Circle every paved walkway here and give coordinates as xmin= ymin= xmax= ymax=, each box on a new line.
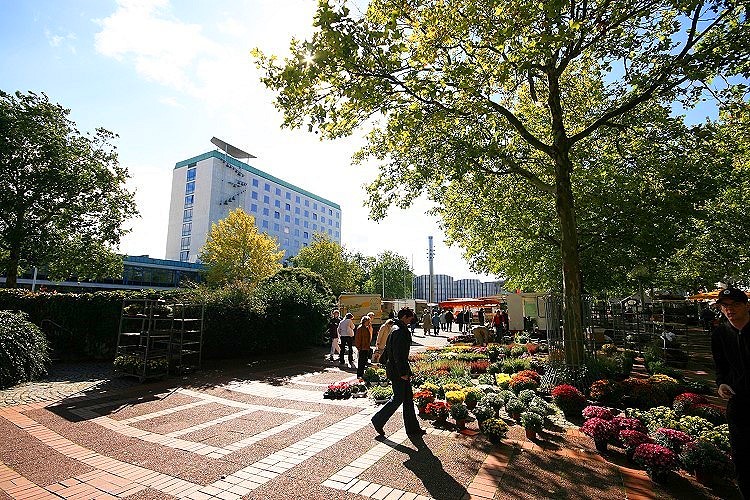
xmin=0 ymin=330 xmax=739 ymax=499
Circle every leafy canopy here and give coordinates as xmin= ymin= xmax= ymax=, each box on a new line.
xmin=290 ymin=232 xmax=359 ymax=295
xmin=199 ymin=208 xmax=283 ymax=286
xmin=0 ymin=90 xmax=138 ymax=287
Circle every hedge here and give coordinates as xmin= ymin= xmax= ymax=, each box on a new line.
xmin=0 ymin=269 xmax=334 ymax=361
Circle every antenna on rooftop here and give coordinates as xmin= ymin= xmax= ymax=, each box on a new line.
xmin=210 ymin=137 xmax=256 ymax=160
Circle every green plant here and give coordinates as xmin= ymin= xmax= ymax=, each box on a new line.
xmin=472 ymin=404 xmax=496 ymax=422
xmin=463 ymin=387 xmax=483 ymax=405
xmin=600 ymin=344 xmax=618 ymax=356
xmin=0 ymin=310 xmax=50 ymax=388
xmin=505 ymin=398 xmax=527 ymax=416
xmin=369 ymin=385 xmax=393 ymax=401
xmin=643 ymin=407 xmax=680 ymax=433
xmin=477 ymin=373 xmax=496 ymax=385
xmin=450 ymin=402 xmax=470 ymax=420
xmin=520 ymin=411 xmax=544 ymax=431
xmin=510 ymin=345 xmax=526 ymax=358
xmin=501 ymin=357 xmax=531 ymax=374
xmin=679 ymin=441 xmax=731 ymax=475
xmin=480 ymin=393 xmax=505 ymax=410
xmin=420 ymin=381 xmax=440 ymax=394
xmin=495 ymin=373 xmax=511 ymax=388
xmin=528 ymin=397 xmax=555 ymax=417
xmin=589 ymin=379 xmax=623 ymax=406
xmin=678 ymin=415 xmax=714 ymax=439
xmin=363 ymin=367 xmax=386 ymax=384
xmin=699 ymin=427 xmax=731 ymax=454
xmin=480 ymin=418 xmax=509 ymax=443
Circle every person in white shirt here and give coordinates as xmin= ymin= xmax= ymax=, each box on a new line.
xmin=337 ymin=312 xmax=355 ymax=365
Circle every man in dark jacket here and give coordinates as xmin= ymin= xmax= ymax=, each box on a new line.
xmin=371 ymin=308 xmax=425 ymax=437
xmin=712 ymin=287 xmax=750 ymax=499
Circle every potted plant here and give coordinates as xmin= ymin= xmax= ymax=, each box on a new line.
xmin=413 ymin=390 xmax=436 ymax=415
xmin=672 ymin=392 xmax=708 ymax=415
xmin=505 ymin=398 xmax=527 ymax=421
xmin=450 ymin=402 xmax=471 ymax=430
xmin=324 ymin=382 xmax=352 ymax=400
xmin=588 ymin=379 xmax=623 ymax=406
xmin=580 ymin=417 xmax=618 ymax=453
xmin=582 ymin=405 xmax=614 ymax=421
xmin=425 ymin=401 xmax=450 ymax=424
xmin=480 ymin=417 xmax=509 ymax=444
xmin=653 ymin=428 xmax=693 ymax=454
xmin=445 ymin=390 xmax=466 ymax=406
xmin=619 ymin=430 xmax=653 ymax=462
xmin=551 ymin=384 xmax=587 ymax=418
xmin=369 ymin=385 xmax=393 ymax=403
xmin=633 ymin=443 xmax=678 ymax=483
xmin=679 ymin=440 xmax=731 ymax=485
xmin=463 ymin=387 xmax=483 ymax=410
xmin=494 ymin=373 xmax=511 ymax=388
xmin=520 ymin=411 xmax=544 ymax=439
xmin=472 ymin=403 xmax=496 ymax=423
xmin=509 ymin=375 xmax=539 ymax=394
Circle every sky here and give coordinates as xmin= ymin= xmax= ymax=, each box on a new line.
xmin=0 ymin=0 xmax=497 ymax=281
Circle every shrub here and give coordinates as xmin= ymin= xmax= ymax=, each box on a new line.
xmin=0 ymin=310 xmax=50 ymax=388
xmin=619 ymin=430 xmax=653 ymax=454
xmin=582 ymin=406 xmax=614 ymax=421
xmin=477 ymin=373 xmax=496 ymax=385
xmin=520 ymin=411 xmax=544 ymax=431
xmin=472 ymin=404 xmax=496 ymax=422
xmin=463 ymin=387 xmax=483 ymax=405
xmin=528 ymin=397 xmax=555 ymax=417
xmin=678 ymin=415 xmax=714 ymax=439
xmin=450 ymin=402 xmax=470 ymax=420
xmin=480 ymin=392 xmax=505 ymax=410
xmin=470 ymin=360 xmax=490 ymax=373
xmin=672 ymin=393 xmax=708 ymax=415
xmin=495 ymin=373 xmax=512 ymax=388
xmin=425 ymin=401 xmax=450 ymax=420
xmin=510 ymin=345 xmax=527 ymax=358
xmin=580 ymin=417 xmax=618 ymax=443
xmin=699 ymin=427 xmax=731 ymax=454
xmin=363 ymin=367 xmax=387 ymax=384
xmin=589 ymin=379 xmax=623 ymax=406
xmin=505 ymin=398 xmax=527 ymax=416
xmin=498 ymin=390 xmax=516 ymax=405
xmin=501 ymin=357 xmax=531 ymax=374
xmin=413 ymin=390 xmax=436 ymax=409
xmin=509 ymin=376 xmax=539 ymax=394
xmin=517 ymin=389 xmax=537 ymax=405
xmin=653 ymin=428 xmax=694 ymax=454
xmin=643 ymin=406 xmax=679 ymax=433
xmin=552 ymin=384 xmax=586 ymax=415
xmin=679 ymin=441 xmax=731 ymax=475
xmin=612 ymin=417 xmax=648 ymax=434
xmin=445 ymin=390 xmax=466 ymax=405
xmin=480 ymin=418 xmax=509 ymax=443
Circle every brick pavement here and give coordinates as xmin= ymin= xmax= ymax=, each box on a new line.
xmin=0 ymin=337 xmax=738 ymax=499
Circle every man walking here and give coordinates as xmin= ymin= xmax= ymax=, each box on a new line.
xmin=371 ymin=308 xmax=425 ymax=438
xmin=712 ymin=287 xmax=749 ymax=499
xmin=337 ymin=312 xmax=355 ymax=365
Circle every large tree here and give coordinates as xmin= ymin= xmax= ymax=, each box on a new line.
xmin=199 ymin=208 xmax=283 ymax=286
xmin=364 ymin=250 xmax=414 ymax=299
xmin=255 ymin=0 xmax=749 ymax=363
xmin=290 ymin=232 xmax=361 ymax=295
xmin=0 ymin=90 xmax=138 ymax=288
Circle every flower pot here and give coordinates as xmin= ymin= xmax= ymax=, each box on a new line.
xmin=525 ymin=428 xmax=536 ymax=440
xmin=418 ymin=406 xmax=428 ymax=417
xmin=647 ymin=468 xmax=670 ymax=484
xmin=694 ymin=469 xmax=712 ymax=486
xmin=434 ymin=416 xmax=448 ymax=426
xmin=466 ymin=400 xmax=477 ymax=411
xmin=594 ymin=440 xmax=608 ymax=454
xmin=510 ymin=412 xmax=521 ymax=421
xmin=626 ymin=448 xmax=635 ymax=463
xmin=455 ymin=419 xmax=467 ymax=430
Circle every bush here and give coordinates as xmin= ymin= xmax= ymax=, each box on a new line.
xmin=369 ymin=385 xmax=393 ymax=400
xmin=480 ymin=418 xmax=509 ymax=443
xmin=495 ymin=373 xmax=512 ymax=388
xmin=505 ymin=398 xmax=527 ymax=416
xmin=589 ymin=379 xmax=623 ymax=406
xmin=680 ymin=441 xmax=731 ymax=475
xmin=0 ymin=310 xmax=50 ymax=388
xmin=472 ymin=404 xmax=496 ymax=422
xmin=551 ymin=384 xmax=587 ymax=416
xmin=480 ymin=392 xmax=505 ymax=410
xmin=510 ymin=345 xmax=527 ymax=358
xmin=517 ymin=389 xmax=537 ymax=405
xmin=582 ymin=406 xmax=614 ymax=420
xmin=653 ymin=428 xmax=693 ymax=454
xmin=520 ymin=411 xmax=544 ymax=431
xmin=509 ymin=375 xmax=539 ymax=394
xmin=450 ymin=402 xmax=470 ymax=420
xmin=672 ymin=393 xmax=708 ymax=415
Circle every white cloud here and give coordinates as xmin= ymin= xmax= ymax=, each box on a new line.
xmin=45 ymin=29 xmax=77 ymax=52
xmin=158 ymin=96 xmax=182 ymax=108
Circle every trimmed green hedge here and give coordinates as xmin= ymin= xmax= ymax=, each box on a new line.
xmin=0 ymin=310 xmax=50 ymax=388
xmin=0 ymin=269 xmax=333 ymax=361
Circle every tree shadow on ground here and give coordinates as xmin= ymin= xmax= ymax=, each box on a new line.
xmin=376 ymin=435 xmax=468 ymax=500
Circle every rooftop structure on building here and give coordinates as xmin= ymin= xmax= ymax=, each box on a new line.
xmin=166 ymin=139 xmax=342 ymax=263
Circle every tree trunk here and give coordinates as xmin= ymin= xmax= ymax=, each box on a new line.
xmin=5 ymin=247 xmax=20 ymax=288
xmin=554 ymin=164 xmax=585 ymax=365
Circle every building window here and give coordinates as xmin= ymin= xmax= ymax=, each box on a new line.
xmin=336 ymin=212 xmax=340 ymax=219
xmin=263 ymin=195 xmax=269 ymax=204
xmin=304 ymin=210 xmax=309 ymax=217
xmin=185 ymin=181 xmax=195 ymax=195
xmin=329 ymin=219 xmax=333 ymax=226
xmin=252 ymin=179 xmax=258 ymax=187
xmin=179 ymin=251 xmax=189 ymax=261
xmin=285 ymin=192 xmax=291 ymax=200
xmin=328 ymin=229 xmax=333 ymax=236
xmin=262 ymin=220 xmax=269 ymax=228
xmin=304 ymin=200 xmax=309 ymax=207
xmin=313 ymin=223 xmax=318 ymax=231
xmin=335 ymin=222 xmax=339 ymax=228
xmin=181 ymin=237 xmax=190 ymax=250
xmin=312 ymin=213 xmax=317 ymax=221
xmin=274 ymin=200 xmax=280 ymax=208
xmin=296 ymin=196 xmax=300 ymax=203
xmin=251 ymin=191 xmax=258 ymax=200
xmin=284 ymin=215 xmax=290 ymax=223
xmin=283 ymin=227 xmax=290 ymax=234
xmin=295 ymin=207 xmax=300 ymax=214
xmin=251 ymin=203 xmax=258 ymax=212
xmin=275 ymin=187 xmax=281 ymax=196
xmin=274 ymin=211 xmax=280 ymax=219
xmin=263 ymin=207 xmax=269 ymax=216
xmin=284 ymin=237 xmax=289 ymax=245
xmin=184 ymin=195 xmax=194 ymax=206
xmin=183 ymin=208 xmax=193 ymax=222
xmin=313 ymin=202 xmax=318 ymax=210
xmin=295 ymin=240 xmax=300 ymax=247
xmin=335 ymin=231 xmax=339 ymax=238
xmin=303 ymin=231 xmax=309 ymax=239
xmin=273 ymin=223 xmax=280 ymax=231
xmin=264 ymin=183 xmax=270 ymax=192
xmin=294 ymin=229 xmax=300 ymax=236
xmin=182 ymin=223 xmax=192 ymax=236
xmin=285 ymin=203 xmax=291 ymax=211
xmin=186 ymin=168 xmax=196 ymax=181
xmin=329 ymin=209 xmax=333 ymax=215
xmin=321 ymin=216 xmax=325 ymax=223
xmin=294 ymin=217 xmax=300 ymax=225
xmin=304 ymin=221 xmax=309 ymax=228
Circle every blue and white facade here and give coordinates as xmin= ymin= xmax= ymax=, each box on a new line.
xmin=166 ymin=150 xmax=342 ymax=263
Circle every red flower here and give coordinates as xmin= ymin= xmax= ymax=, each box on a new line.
xmin=582 ymin=405 xmax=614 ymax=420
xmin=581 ymin=417 xmax=618 ymax=442
xmin=633 ymin=443 xmax=677 ymax=471
xmin=514 ymin=370 xmax=541 ymax=382
xmin=653 ymin=428 xmax=693 ymax=454
xmin=552 ymin=384 xmax=586 ymax=412
xmin=612 ymin=417 xmax=647 ymax=434
xmin=672 ymin=392 xmax=708 ymax=414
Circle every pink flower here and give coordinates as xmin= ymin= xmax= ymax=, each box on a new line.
xmin=619 ymin=430 xmax=653 ymax=451
xmin=633 ymin=443 xmax=677 ymax=471
xmin=581 ymin=417 xmax=618 ymax=443
xmin=582 ymin=405 xmax=614 ymax=420
xmin=612 ymin=417 xmax=647 ymax=434
xmin=653 ymin=428 xmax=693 ymax=454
